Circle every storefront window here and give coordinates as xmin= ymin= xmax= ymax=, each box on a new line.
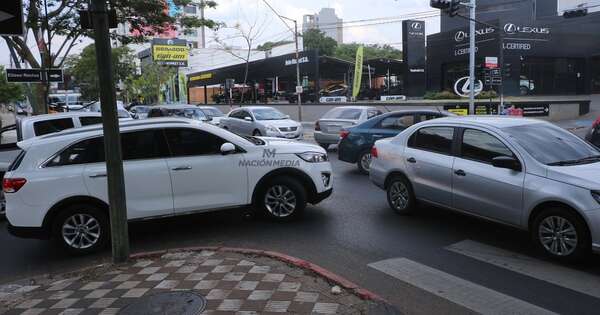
xmin=520 ymin=57 xmax=585 ymax=95
xmin=592 ymin=56 xmax=600 ymax=94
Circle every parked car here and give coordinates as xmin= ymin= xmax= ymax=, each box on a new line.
xmin=4 ymin=118 xmax=333 ymax=254
xmin=197 ymin=106 xmax=225 ymax=126
xmin=520 ymin=76 xmax=536 ymax=95
xmin=314 ymin=106 xmax=383 ymax=150
xmin=147 ymin=104 xmax=211 ymax=123
xmin=220 ymin=106 xmax=303 ymax=139
xmin=338 ymin=110 xmax=454 ymax=174
xmin=370 ymin=116 xmax=600 ymax=262
xmin=130 ymin=105 xmax=151 ymax=119
xmin=585 ymin=116 xmax=600 ymax=148
xmin=85 ymin=101 xmax=134 ymax=119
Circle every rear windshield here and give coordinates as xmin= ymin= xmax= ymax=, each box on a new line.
xmin=323 ymin=108 xmax=362 ymax=120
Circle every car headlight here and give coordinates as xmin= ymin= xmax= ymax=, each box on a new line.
xmin=592 ymin=191 xmax=600 ymax=204
xmin=296 ymin=152 xmax=328 ymax=163
xmin=265 ymin=125 xmax=279 ymax=133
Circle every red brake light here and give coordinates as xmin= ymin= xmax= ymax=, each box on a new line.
xmin=371 ymin=146 xmax=378 ymax=158
xmin=315 ymin=121 xmax=321 ymax=131
xmin=594 ymin=117 xmax=600 ymax=129
xmin=340 ymin=130 xmax=350 ymax=139
xmin=3 ymin=178 xmax=27 ymax=193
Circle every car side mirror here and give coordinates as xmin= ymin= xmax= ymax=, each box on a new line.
xmin=492 ymin=156 xmax=521 ymax=171
xmin=220 ymin=142 xmax=236 ymax=155
xmin=244 ymin=116 xmax=253 ymax=122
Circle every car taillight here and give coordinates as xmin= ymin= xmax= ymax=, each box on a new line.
xmin=3 ymin=178 xmax=27 ymax=193
xmin=315 ymin=121 xmax=321 ymax=131
xmin=340 ymin=130 xmax=350 ymax=139
xmin=593 ymin=118 xmax=600 ymax=129
xmin=371 ymin=146 xmax=378 ymax=158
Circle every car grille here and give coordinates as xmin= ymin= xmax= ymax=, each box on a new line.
xmin=279 ymin=127 xmax=298 ymax=132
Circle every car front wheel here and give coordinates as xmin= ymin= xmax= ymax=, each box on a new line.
xmin=357 ymin=150 xmax=372 ymax=174
xmin=386 ymin=175 xmax=415 ymax=215
xmin=532 ymin=207 xmax=590 ymax=262
xmin=258 ymin=177 xmax=306 ymax=221
xmin=53 ymin=204 xmax=109 ymax=255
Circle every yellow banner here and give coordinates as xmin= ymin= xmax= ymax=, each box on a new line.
xmin=190 ymin=73 xmax=213 ymax=81
xmin=352 ymin=45 xmax=364 ymax=98
xmin=152 ymin=45 xmax=189 ymax=62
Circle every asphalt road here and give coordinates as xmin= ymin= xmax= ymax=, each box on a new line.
xmin=2 ymin=150 xmax=600 ymax=314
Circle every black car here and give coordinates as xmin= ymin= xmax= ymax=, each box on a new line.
xmin=338 ymin=110 xmax=454 ymax=174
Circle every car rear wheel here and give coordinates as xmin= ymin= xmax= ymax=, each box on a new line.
xmin=386 ymin=175 xmax=415 ymax=215
xmin=257 ymin=177 xmax=306 ymax=221
xmin=357 ymin=150 xmax=372 ymax=174
xmin=53 ymin=204 xmax=109 ymax=255
xmin=532 ymin=207 xmax=590 ymax=262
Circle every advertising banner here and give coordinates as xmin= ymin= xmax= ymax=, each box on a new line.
xmin=152 ymin=38 xmax=189 ymax=67
xmin=352 ymin=45 xmax=364 ymax=98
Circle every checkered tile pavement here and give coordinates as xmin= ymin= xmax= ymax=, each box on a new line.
xmin=1 ymin=250 xmax=369 ymax=314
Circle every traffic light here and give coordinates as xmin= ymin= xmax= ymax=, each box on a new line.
xmin=503 ymin=63 xmax=512 ymax=78
xmin=430 ymin=0 xmax=451 ymax=10
xmin=447 ymin=0 xmax=461 ymax=17
xmin=563 ymin=8 xmax=588 ymax=18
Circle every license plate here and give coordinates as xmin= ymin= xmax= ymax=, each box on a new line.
xmin=285 ymin=133 xmax=296 ymax=138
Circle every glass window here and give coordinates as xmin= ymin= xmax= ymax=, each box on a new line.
xmin=201 ymin=107 xmax=224 ymax=118
xmin=79 ymin=117 xmax=103 ymax=126
xmin=184 ymin=5 xmax=197 ymax=14
xmin=409 ymin=127 xmax=454 ymax=155
xmin=417 ymin=113 xmax=442 ymax=122
xmin=323 ymin=108 xmax=362 ymax=120
xmin=367 ymin=110 xmax=381 ymax=119
xmin=164 ymin=128 xmax=226 ymax=157
xmin=378 ymin=114 xmax=415 ymax=130
xmin=252 ymin=108 xmax=286 ymax=120
xmin=33 ymin=118 xmax=75 ymax=136
xmin=502 ymin=124 xmax=600 ymax=165
xmin=46 ymin=137 xmax=104 ymax=167
xmin=229 ymin=110 xmax=244 ymax=119
xmin=461 ymin=129 xmax=514 ymax=164
xmin=121 ymin=130 xmax=169 ymax=160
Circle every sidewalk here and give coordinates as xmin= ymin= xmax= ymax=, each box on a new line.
xmin=0 ymin=248 xmax=396 ymax=315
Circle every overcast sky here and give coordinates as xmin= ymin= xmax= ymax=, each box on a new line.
xmin=0 ymin=0 xmax=597 ymax=67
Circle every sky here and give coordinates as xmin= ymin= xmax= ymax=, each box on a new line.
xmin=0 ymin=0 xmax=597 ymax=67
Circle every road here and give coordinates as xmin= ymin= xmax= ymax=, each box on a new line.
xmin=2 ymin=150 xmax=600 ymax=314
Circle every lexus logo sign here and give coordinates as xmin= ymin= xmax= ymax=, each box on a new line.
xmin=455 ymin=31 xmax=467 ymax=42
xmin=504 ymin=23 xmax=518 ymax=34
xmin=503 ymin=23 xmax=550 ymax=35
xmin=411 ymin=22 xmax=422 ymax=30
xmin=454 ymin=77 xmax=483 ymax=98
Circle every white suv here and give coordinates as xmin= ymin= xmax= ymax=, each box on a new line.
xmin=4 ymin=118 xmax=333 ymax=254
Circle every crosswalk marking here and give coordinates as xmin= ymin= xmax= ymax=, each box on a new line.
xmin=369 ymin=258 xmax=556 ymax=315
xmin=447 ymin=239 xmax=600 ymax=299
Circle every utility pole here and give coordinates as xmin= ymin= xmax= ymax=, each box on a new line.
xmin=468 ymin=0 xmax=476 ymax=114
xmin=89 ymin=0 xmax=130 ymax=263
xmin=293 ymin=20 xmax=302 ymax=122
xmin=200 ymin=0 xmax=206 ymax=48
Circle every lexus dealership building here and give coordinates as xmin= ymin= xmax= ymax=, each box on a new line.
xmin=427 ymin=0 xmax=600 ymax=96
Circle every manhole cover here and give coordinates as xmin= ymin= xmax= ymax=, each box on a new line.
xmin=119 ymin=291 xmax=206 ymax=315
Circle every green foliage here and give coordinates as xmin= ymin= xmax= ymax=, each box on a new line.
xmin=125 ymin=63 xmax=177 ymax=104
xmin=0 ymin=66 xmax=25 ymax=104
xmin=423 ymin=90 xmax=461 ymax=100
xmin=302 ymin=29 xmax=338 ymax=56
xmin=257 ymin=40 xmax=294 ymax=51
xmin=65 ymin=44 xmax=135 ymax=100
xmin=334 ymin=43 xmax=402 ymax=62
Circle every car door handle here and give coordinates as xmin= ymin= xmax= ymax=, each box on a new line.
xmin=407 ymin=157 xmax=416 ymax=163
xmin=172 ymin=166 xmax=192 ymax=171
xmin=454 ymin=169 xmax=466 ymax=176
xmin=89 ymin=173 xmax=107 ymax=178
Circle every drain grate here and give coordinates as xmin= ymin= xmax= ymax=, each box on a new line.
xmin=118 ymin=291 xmax=206 ymax=315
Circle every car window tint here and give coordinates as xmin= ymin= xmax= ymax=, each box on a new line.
xmin=164 ymin=128 xmax=226 ymax=156
xmin=323 ymin=108 xmax=362 ymax=120
xmin=418 ymin=114 xmax=441 ymax=122
xmin=121 ymin=130 xmax=169 ymax=160
xmin=367 ymin=110 xmax=380 ymax=119
xmin=230 ymin=110 xmax=243 ymax=119
xmin=461 ymin=129 xmax=514 ymax=164
xmin=409 ymin=127 xmax=454 ymax=155
xmin=379 ymin=115 xmax=415 ymax=130
xmin=79 ymin=117 xmax=103 ymax=126
xmin=46 ymin=137 xmax=104 ymax=167
xmin=33 ymin=118 xmax=75 ymax=136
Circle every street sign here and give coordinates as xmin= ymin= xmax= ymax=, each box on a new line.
xmin=295 ymin=86 xmax=303 ymax=94
xmin=517 ymin=104 xmax=550 ymax=117
xmin=0 ymin=1 xmax=24 ymax=36
xmin=484 ymin=68 xmax=502 ymax=86
xmin=5 ymin=69 xmax=64 ymax=83
xmin=485 ymin=56 xmax=498 ymax=69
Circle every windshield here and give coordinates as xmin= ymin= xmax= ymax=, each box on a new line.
xmin=183 ymin=108 xmax=207 ymax=120
xmin=502 ymin=124 xmax=600 ymax=165
xmin=117 ymin=109 xmax=131 ymax=118
xmin=323 ymin=108 xmax=363 ymax=120
xmin=133 ymin=106 xmax=150 ymax=113
xmin=202 ymin=108 xmax=224 ymax=117
xmin=252 ymin=108 xmax=287 ymax=120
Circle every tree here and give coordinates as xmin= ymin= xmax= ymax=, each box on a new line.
xmin=65 ymin=44 xmax=135 ymax=100
xmin=302 ymin=29 xmax=337 ymax=56
xmin=126 ymin=63 xmax=176 ymax=104
xmin=1 ymin=0 xmax=220 ymax=114
xmin=334 ymin=43 xmax=402 ymax=62
xmin=0 ymin=66 xmax=25 ymax=105
xmin=256 ymin=40 xmax=293 ymax=51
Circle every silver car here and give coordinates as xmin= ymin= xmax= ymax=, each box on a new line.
xmin=314 ymin=106 xmax=383 ymax=149
xmin=220 ymin=106 xmax=303 ymax=139
xmin=370 ymin=116 xmax=600 ymax=262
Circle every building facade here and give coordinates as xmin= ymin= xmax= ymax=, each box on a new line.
xmin=303 ymin=8 xmax=344 ymax=44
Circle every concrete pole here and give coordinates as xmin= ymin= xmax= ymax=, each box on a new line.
xmin=294 ymin=20 xmax=302 ymax=121
xmin=90 ymin=0 xmax=130 ymax=264
xmin=200 ymin=0 xmax=206 ymax=48
xmin=469 ymin=0 xmax=476 ymax=114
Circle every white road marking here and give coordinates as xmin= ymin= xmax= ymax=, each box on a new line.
xmin=369 ymin=257 xmax=556 ymax=315
xmin=447 ymin=239 xmax=600 ymax=299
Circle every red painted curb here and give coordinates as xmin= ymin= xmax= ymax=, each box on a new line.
xmin=129 ymin=246 xmax=387 ymax=303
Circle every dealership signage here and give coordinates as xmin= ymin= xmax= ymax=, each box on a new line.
xmin=189 ymin=72 xmax=214 ymax=81
xmin=284 ymin=56 xmax=309 ymax=66
xmin=152 ymin=38 xmax=189 ymax=66
xmin=515 ymin=104 xmax=550 ymax=117
xmin=454 ymin=77 xmax=483 ymax=97
xmin=485 ymin=57 xmax=498 ymax=69
xmin=319 ymin=96 xmax=347 ymax=103
xmin=402 ymin=20 xmax=427 ymax=97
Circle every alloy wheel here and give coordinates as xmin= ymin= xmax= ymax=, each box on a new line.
xmin=264 ymin=185 xmax=297 ymax=217
xmin=62 ymin=213 xmax=101 ymax=249
xmin=538 ymin=216 xmax=578 ymax=256
xmin=389 ymin=181 xmax=409 ymax=211
xmin=360 ymin=152 xmax=372 ymax=172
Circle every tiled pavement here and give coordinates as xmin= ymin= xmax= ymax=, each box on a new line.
xmin=0 ymin=250 xmax=377 ymax=314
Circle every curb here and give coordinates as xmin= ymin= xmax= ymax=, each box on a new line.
xmin=130 ymin=246 xmax=388 ymax=303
